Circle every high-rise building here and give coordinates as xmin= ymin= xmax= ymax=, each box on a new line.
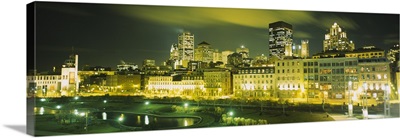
xmin=269 ymin=21 xmax=293 ymax=59
xmin=292 ymin=40 xmax=309 ymax=58
xmin=169 ymin=43 xmax=179 ymax=60
xmin=178 ymin=32 xmax=195 ymax=67
xmin=221 ymin=50 xmax=234 ymax=65
xmin=213 ymin=49 xmax=222 ymax=63
xmin=194 ymin=41 xmax=215 ymax=63
xmin=323 ymin=22 xmax=355 ymax=52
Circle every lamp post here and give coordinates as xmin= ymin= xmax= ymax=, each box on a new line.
xmin=384 ymin=84 xmax=390 ymax=118
xmin=348 ymin=81 xmax=353 ymax=117
xmin=362 ymin=82 xmax=368 ymax=119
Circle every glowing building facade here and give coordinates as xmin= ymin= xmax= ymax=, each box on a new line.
xmin=292 ymin=40 xmax=309 ymax=58
xmin=203 ymin=68 xmax=232 ymax=98
xmin=147 ymin=74 xmax=204 ymax=98
xmin=323 ymin=22 xmax=355 ymax=52
xmin=221 ymin=50 xmax=234 ymax=66
xmin=269 ymin=21 xmax=293 ymax=59
xmin=275 ymin=59 xmax=305 ymax=98
xmin=233 ymin=67 xmax=275 ymax=99
xmin=358 ymin=58 xmax=391 ymax=100
xmin=194 ymin=41 xmax=215 ymax=63
xmin=60 ymin=54 xmax=79 ymax=96
xmin=178 ymin=32 xmax=195 ymax=68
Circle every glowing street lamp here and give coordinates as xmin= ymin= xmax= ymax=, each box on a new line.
xmin=184 ymin=103 xmax=189 ymax=108
xmin=145 ymin=101 xmax=150 ymax=105
xmin=362 ymin=82 xmax=368 ymax=119
xmin=40 ymin=98 xmax=46 ymax=102
xmin=228 ymin=111 xmax=234 ymax=116
xmin=56 ymin=105 xmax=61 ymax=109
xmin=118 ymin=114 xmax=124 ymax=122
xmin=348 ymin=81 xmax=353 ymax=117
xmin=103 ymin=100 xmax=107 ymax=103
xmin=74 ymin=96 xmax=79 ymax=100
xmin=384 ymin=84 xmax=390 ymax=117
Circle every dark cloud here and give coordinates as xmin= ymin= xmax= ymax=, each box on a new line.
xmin=33 ymin=2 xmax=399 ymax=72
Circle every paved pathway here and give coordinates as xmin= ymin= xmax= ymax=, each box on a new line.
xmin=327 ymin=113 xmax=359 ymax=121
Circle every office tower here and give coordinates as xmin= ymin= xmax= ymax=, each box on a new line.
xmin=221 ymin=50 xmax=234 ymax=65
xmin=169 ymin=43 xmax=179 ymax=60
xmin=194 ymin=41 xmax=215 ymax=63
xmin=323 ymin=22 xmax=355 ymax=52
xmin=269 ymin=21 xmax=293 ymax=59
xmin=292 ymin=40 xmax=309 ymax=58
xmin=178 ymin=31 xmax=195 ymax=67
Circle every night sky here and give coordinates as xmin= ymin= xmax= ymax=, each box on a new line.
xmin=34 ymin=2 xmax=399 ymax=72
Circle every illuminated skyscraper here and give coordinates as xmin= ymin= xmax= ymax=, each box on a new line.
xmin=269 ymin=21 xmax=293 ymax=59
xmin=194 ymin=41 xmax=215 ymax=63
xmin=169 ymin=43 xmax=179 ymax=60
xmin=178 ymin=32 xmax=195 ymax=67
xmin=292 ymin=40 xmax=309 ymax=58
xmin=323 ymin=22 xmax=355 ymax=52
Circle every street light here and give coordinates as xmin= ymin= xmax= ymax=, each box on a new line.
xmin=74 ymin=96 xmax=79 ymax=100
xmin=103 ymin=100 xmax=107 ymax=103
xmin=74 ymin=109 xmax=78 ymax=115
xmin=384 ymin=84 xmax=390 ymax=117
xmin=228 ymin=111 xmax=234 ymax=116
xmin=145 ymin=101 xmax=150 ymax=105
xmin=118 ymin=114 xmax=124 ymax=122
xmin=39 ymin=107 xmax=44 ymax=115
xmin=184 ymin=103 xmax=189 ymax=108
xmin=348 ymin=81 xmax=353 ymax=117
xmin=362 ymin=82 xmax=368 ymax=119
xmin=56 ymin=105 xmax=61 ymax=109
xmin=40 ymin=98 xmax=46 ymax=102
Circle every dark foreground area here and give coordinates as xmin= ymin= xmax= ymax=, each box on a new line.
xmin=28 ymin=96 xmax=399 ymax=136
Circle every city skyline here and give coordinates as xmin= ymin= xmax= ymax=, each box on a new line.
xmin=35 ymin=2 xmax=399 ymax=72
xmin=25 ymin=1 xmax=400 ymax=137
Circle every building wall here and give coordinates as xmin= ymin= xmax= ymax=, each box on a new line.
xmin=147 ymin=75 xmax=204 ymax=98
xmin=358 ymin=58 xmax=391 ymax=100
xmin=105 ymin=74 xmax=142 ymax=92
xmin=213 ymin=50 xmax=222 ymax=63
xmin=194 ymin=42 xmax=215 ymax=63
xmin=275 ymin=59 xmax=305 ymax=98
xmin=204 ymin=69 xmax=232 ymax=98
xmin=27 ymin=75 xmax=61 ymax=97
xmin=233 ymin=67 xmax=275 ymax=99
xmin=221 ymin=50 xmax=234 ymax=66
